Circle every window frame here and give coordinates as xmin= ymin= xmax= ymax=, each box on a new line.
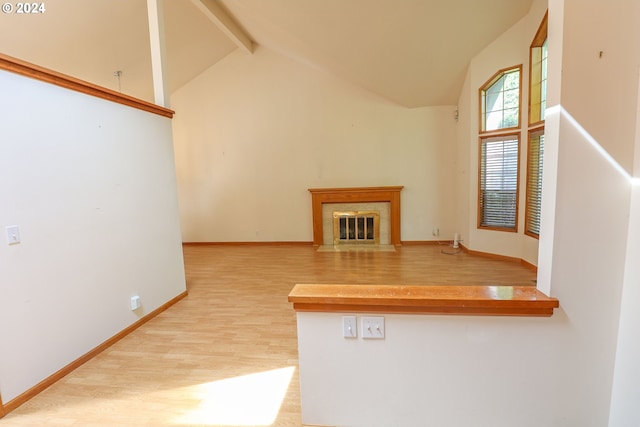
xmin=525 ymin=12 xmax=548 ymax=239
xmin=529 ymin=12 xmax=548 ymax=127
xmin=477 ymin=64 xmax=523 ymax=233
xmin=477 ymin=132 xmax=521 ymax=232
xmin=479 ymin=65 xmax=523 ymax=134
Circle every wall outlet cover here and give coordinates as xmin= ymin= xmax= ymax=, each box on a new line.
xmin=130 ymin=295 xmax=141 ymax=310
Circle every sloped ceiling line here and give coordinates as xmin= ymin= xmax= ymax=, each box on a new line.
xmin=191 ymin=0 xmax=254 ymax=54
xmin=0 ymin=0 xmax=533 ymax=106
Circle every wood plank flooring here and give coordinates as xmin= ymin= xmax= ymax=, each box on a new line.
xmin=1 ymin=244 xmax=536 ymax=426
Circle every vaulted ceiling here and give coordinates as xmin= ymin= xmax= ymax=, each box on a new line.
xmin=0 ymin=0 xmax=533 ymax=107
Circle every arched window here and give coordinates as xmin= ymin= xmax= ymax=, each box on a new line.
xmin=480 ymin=66 xmax=521 ymax=132
xmin=478 ymin=65 xmax=522 ymax=232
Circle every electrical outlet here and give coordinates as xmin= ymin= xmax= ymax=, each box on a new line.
xmin=362 ymin=316 xmax=385 ymax=339
xmin=432 ymin=227 xmax=439 ymax=237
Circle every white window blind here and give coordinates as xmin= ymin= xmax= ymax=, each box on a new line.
xmin=479 ymin=135 xmax=519 ymax=230
xmin=525 ymin=130 xmax=544 ymax=236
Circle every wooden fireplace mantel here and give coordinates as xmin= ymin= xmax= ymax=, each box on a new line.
xmin=309 ymin=186 xmax=404 ymax=246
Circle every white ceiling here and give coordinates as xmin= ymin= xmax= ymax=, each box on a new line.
xmin=0 ymin=0 xmax=533 ymax=107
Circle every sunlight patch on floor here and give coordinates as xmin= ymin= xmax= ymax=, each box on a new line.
xmin=172 ymin=366 xmax=295 ymax=426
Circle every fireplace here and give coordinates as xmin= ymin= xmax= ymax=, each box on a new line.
xmin=322 ymin=202 xmax=390 ymax=245
xmin=308 ymin=186 xmax=403 ymax=246
xmin=333 ymin=211 xmax=380 ymax=245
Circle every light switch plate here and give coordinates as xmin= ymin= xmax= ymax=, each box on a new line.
xmin=362 ymin=316 xmax=385 ymax=339
xmin=6 ymin=225 xmax=20 ymax=245
xmin=343 ymin=315 xmax=357 ymax=338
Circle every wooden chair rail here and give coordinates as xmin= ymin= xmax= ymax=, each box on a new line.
xmin=0 ymin=53 xmax=174 ymax=118
xmin=288 ymin=284 xmax=559 ymax=317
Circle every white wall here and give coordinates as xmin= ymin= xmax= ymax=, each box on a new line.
xmin=453 ymin=72 xmax=471 ymax=251
xmin=545 ymin=0 xmax=640 ymax=421
xmin=296 ymin=0 xmax=640 ymax=425
xmin=171 ymin=46 xmax=458 ymax=243
xmin=609 ymin=185 xmax=640 ymax=426
xmin=543 ymin=108 xmax=629 ymax=425
xmin=456 ymin=0 xmax=547 ymax=264
xmin=298 ymin=312 xmax=560 ymax=427
xmin=0 ymin=70 xmax=186 ymax=403
xmin=607 ymin=59 xmax=640 ymax=427
xmin=559 ymin=0 xmax=640 ymax=174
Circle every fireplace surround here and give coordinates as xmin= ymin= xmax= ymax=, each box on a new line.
xmin=308 ymin=186 xmax=403 ymax=246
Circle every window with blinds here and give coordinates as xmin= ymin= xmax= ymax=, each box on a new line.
xmin=525 ymin=130 xmax=544 ymax=236
xmin=479 ymin=134 xmax=520 ymax=231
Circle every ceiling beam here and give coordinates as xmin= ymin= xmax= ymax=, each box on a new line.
xmin=191 ymin=0 xmax=254 ymax=54
xmin=147 ymin=0 xmax=171 ymax=107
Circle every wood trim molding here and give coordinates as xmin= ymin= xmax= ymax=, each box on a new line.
xmin=459 ymin=244 xmax=520 ymax=263
xmin=182 ymin=241 xmax=314 ymax=246
xmin=520 ymin=258 xmax=538 ymax=272
xmin=1 ymin=291 xmax=188 ymax=416
xmin=531 ymin=10 xmax=548 ymax=48
xmin=0 ymin=393 xmax=5 ymax=418
xmin=289 ymin=284 xmax=558 ymax=317
xmin=0 ymin=53 xmax=175 ymax=118
xmin=309 ymin=186 xmax=404 ymax=246
xmin=459 ymin=244 xmax=538 ymax=272
xmin=401 ymin=240 xmax=453 ymax=246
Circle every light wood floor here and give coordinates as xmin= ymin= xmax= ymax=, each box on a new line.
xmin=1 ymin=244 xmax=536 ymax=426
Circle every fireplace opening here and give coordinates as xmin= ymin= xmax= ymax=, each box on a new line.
xmin=333 ymin=211 xmax=380 ymax=245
